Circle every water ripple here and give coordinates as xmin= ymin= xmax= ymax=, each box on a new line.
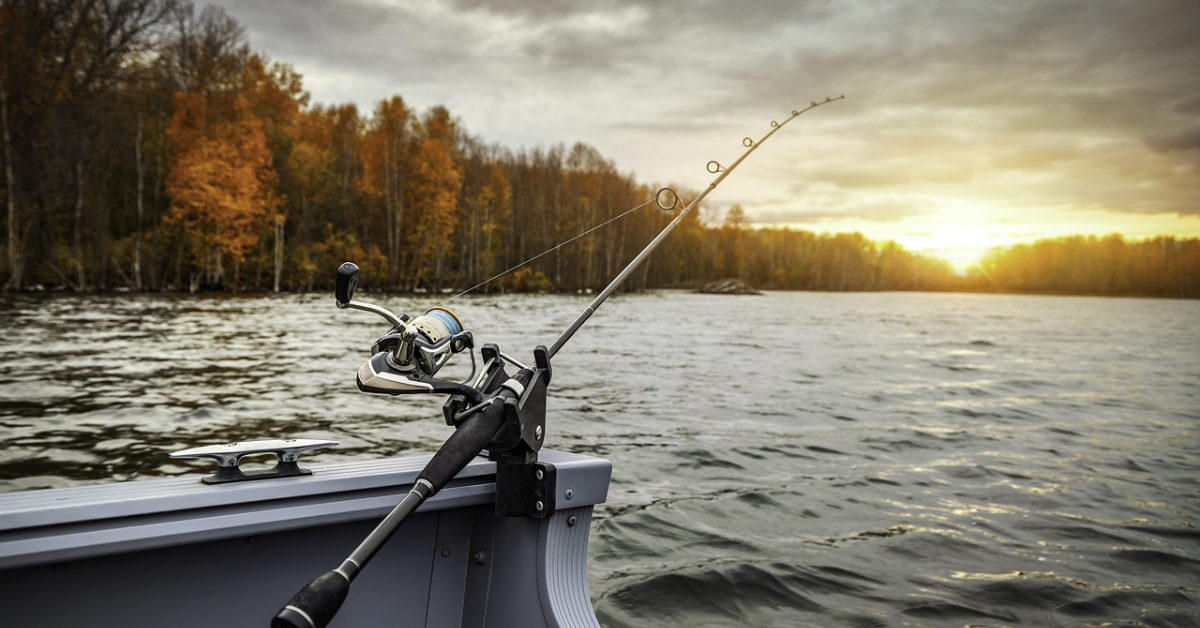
xmin=1 ymin=291 xmax=1198 ymax=625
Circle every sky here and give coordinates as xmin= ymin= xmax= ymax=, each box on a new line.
xmin=206 ymin=0 xmax=1200 ymax=270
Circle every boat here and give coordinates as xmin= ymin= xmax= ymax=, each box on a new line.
xmin=0 ymin=442 xmax=611 ymax=627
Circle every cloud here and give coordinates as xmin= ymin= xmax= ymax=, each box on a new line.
xmin=1146 ymin=127 xmax=1200 ymax=153
xmin=751 ymin=200 xmax=934 ymax=225
xmin=206 ymin=0 xmax=1200 ymax=226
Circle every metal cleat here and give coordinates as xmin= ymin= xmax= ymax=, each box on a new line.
xmin=169 ymin=439 xmax=339 ymax=485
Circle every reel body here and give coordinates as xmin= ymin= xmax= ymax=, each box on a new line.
xmin=354 ymin=308 xmax=478 ymax=399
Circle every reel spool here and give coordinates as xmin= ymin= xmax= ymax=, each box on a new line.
xmin=396 ymin=307 xmax=469 ymax=376
xmin=377 ymin=306 xmax=470 ymax=377
xmin=409 ymin=307 xmax=464 ymax=346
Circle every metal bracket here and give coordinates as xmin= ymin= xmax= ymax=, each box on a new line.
xmin=494 ymin=460 xmax=556 ymax=518
xmin=169 ymin=439 xmax=339 ymax=485
xmin=483 ymin=345 xmax=556 ymax=518
xmin=489 ymin=345 xmax=552 ymax=464
xmin=443 ymin=343 xmax=509 ymax=426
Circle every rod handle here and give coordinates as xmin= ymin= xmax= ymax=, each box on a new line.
xmin=420 ymin=369 xmax=530 ymax=489
xmin=271 ymin=570 xmax=350 ymax=628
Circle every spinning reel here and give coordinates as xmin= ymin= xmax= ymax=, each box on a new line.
xmin=335 ymin=262 xmax=483 ymax=403
xmin=333 ymin=261 xmax=550 ymax=459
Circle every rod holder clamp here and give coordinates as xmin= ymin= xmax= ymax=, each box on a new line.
xmin=495 ymin=460 xmax=557 ymax=518
xmin=169 ymin=438 xmax=339 ymax=485
xmin=489 ymin=345 xmax=551 ymax=463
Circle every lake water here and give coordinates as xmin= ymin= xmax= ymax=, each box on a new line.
xmin=1 ymin=291 xmax=1198 ymax=626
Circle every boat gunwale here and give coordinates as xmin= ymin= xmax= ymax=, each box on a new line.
xmin=0 ymin=449 xmax=612 ymax=570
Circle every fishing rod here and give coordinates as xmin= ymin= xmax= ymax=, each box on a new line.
xmin=549 ymin=96 xmax=844 ymax=357
xmin=271 ymin=96 xmax=843 ymax=628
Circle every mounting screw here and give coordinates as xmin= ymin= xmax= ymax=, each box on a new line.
xmin=565 ymin=489 xmax=573 ymax=500
xmin=441 ymin=548 xmax=451 ymax=557
xmin=535 ymin=500 xmax=544 ymax=512
xmin=535 ymin=469 xmax=544 ymax=481
xmin=472 ymin=550 xmax=488 ymax=564
xmin=535 ymin=426 xmax=544 ymax=440
xmin=567 ymin=516 xmax=578 ymax=527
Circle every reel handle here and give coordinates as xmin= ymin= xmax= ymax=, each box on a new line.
xmin=333 ymin=262 xmax=406 ymax=327
xmin=335 ymin=262 xmax=359 ymax=307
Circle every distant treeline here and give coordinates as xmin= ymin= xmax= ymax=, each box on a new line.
xmin=969 ymin=235 xmax=1200 ymax=298
xmin=1 ymin=2 xmax=1197 ymax=298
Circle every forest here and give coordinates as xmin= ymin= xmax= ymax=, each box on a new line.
xmin=2 ymin=1 xmax=1198 ymax=298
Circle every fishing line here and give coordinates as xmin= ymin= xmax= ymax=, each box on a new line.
xmin=435 ymin=195 xmax=660 ymax=307
xmin=438 ymin=100 xmax=839 ymax=305
xmin=439 ymin=96 xmax=846 ymax=310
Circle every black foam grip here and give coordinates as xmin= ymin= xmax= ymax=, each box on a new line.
xmin=419 ymin=369 xmax=532 ymax=491
xmin=271 ymin=570 xmax=350 ymax=628
xmin=419 ymin=399 xmax=505 ymax=490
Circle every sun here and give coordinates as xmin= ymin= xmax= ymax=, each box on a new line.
xmin=897 ymin=223 xmax=1003 ymax=273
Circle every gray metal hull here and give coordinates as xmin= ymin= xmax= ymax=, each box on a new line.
xmin=0 ymin=449 xmax=611 ymax=627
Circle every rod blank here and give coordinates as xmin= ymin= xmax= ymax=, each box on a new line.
xmin=548 ymin=97 xmax=844 ymax=358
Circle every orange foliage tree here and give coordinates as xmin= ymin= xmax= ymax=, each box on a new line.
xmin=402 ymin=107 xmax=461 ymax=289
xmin=974 ymin=234 xmax=1200 ymax=297
xmin=167 ymin=93 xmax=281 ymax=289
xmin=361 ymin=96 xmax=413 ymax=286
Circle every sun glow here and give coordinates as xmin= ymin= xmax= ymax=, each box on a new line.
xmin=894 ymin=223 xmax=1001 ymax=272
xmin=765 ymin=198 xmax=1200 ymax=275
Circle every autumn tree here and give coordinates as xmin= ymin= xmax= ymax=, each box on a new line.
xmin=1 ymin=68 xmax=16 ymax=290
xmin=165 ymin=3 xmax=247 ymax=97
xmin=972 ymin=234 xmax=1200 ymax=297
xmin=361 ymin=96 xmax=413 ymax=286
xmin=454 ymin=137 xmax=511 ymax=290
xmin=504 ymin=145 xmax=563 ymax=290
xmin=401 ymin=107 xmax=461 ymax=289
xmin=716 ymin=204 xmax=748 ymax=280
xmin=3 ymin=1 xmax=1194 ymax=298
xmin=167 ymin=93 xmax=279 ymax=290
xmin=279 ymin=103 xmax=365 ymax=291
xmin=237 ymin=54 xmax=304 ymax=290
xmin=0 ymin=0 xmax=179 ymax=290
